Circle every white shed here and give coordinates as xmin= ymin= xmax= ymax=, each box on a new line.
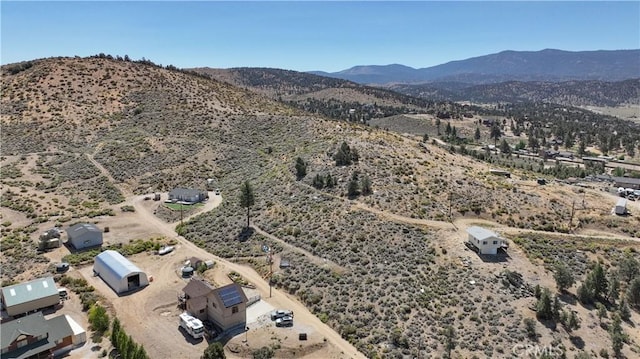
xmin=466 ymin=226 xmax=505 ymax=255
xmin=93 ymin=250 xmax=149 ymax=294
xmin=615 ymin=198 xmax=627 ymax=215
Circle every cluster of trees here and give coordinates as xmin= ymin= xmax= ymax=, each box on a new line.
xmin=347 ymin=171 xmax=372 ymax=198
xmin=312 ymin=173 xmax=337 ymax=189
xmin=551 ymin=256 xmax=640 ymax=357
xmin=111 ymin=318 xmax=148 ymax=359
xmin=334 ymin=142 xmax=359 ymax=166
xmin=88 ymin=53 xmax=214 ymax=81
xmin=534 ymin=286 xmax=580 ymax=332
xmin=201 ymin=342 xmax=225 ymax=359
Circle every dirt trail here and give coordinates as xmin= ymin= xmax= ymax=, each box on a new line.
xmin=86 ymin=144 xmax=133 ymax=197
xmin=251 ymin=224 xmax=347 ymax=273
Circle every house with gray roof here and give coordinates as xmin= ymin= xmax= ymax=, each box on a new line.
xmin=1 ymin=277 xmax=59 ymax=317
xmin=613 ymin=176 xmax=640 ymax=190
xmin=466 ymin=226 xmax=506 ymax=255
xmin=168 ymin=188 xmax=208 ymax=204
xmin=1 ymin=312 xmax=85 ymax=359
xmin=66 ymin=223 xmax=103 ymax=250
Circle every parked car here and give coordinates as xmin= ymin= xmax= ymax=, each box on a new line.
xmin=270 ymin=309 xmax=293 ymax=321
xmin=275 ymin=315 xmax=293 ymax=327
xmin=56 ymin=262 xmax=70 ymax=272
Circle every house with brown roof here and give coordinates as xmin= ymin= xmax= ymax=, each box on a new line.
xmin=182 ymin=279 xmax=248 ymax=336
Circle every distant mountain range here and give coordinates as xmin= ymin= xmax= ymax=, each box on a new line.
xmin=310 ymin=49 xmax=640 ymax=85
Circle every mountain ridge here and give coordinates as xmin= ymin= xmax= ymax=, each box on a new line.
xmin=310 ymin=49 xmax=640 ymax=84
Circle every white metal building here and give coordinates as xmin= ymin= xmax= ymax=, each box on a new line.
xmin=615 ymin=198 xmax=627 ymax=215
xmin=466 ymin=226 xmax=505 ymax=255
xmin=93 ymin=250 xmax=149 ymax=294
xmin=66 ymin=223 xmax=103 ymax=250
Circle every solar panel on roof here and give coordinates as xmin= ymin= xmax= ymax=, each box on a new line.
xmin=219 ymin=285 xmax=242 ymax=307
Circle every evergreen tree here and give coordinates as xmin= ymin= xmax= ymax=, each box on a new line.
xmin=312 ymin=174 xmax=324 ymax=189
xmin=490 ymin=122 xmax=502 ymax=147
xmin=347 ymin=178 xmax=359 ymax=198
xmin=596 ymin=302 xmax=607 ymax=324
xmin=295 ymin=157 xmax=307 ymax=180
xmin=552 ymin=295 xmax=562 ymax=321
xmin=619 ymin=298 xmax=631 ymax=321
xmin=609 ymin=313 xmax=625 ymax=358
xmin=626 ymin=277 xmax=640 ymax=309
xmin=608 ymin=274 xmax=620 ymax=304
xmin=435 ymin=118 xmax=441 ymax=135
xmin=360 ymin=175 xmax=372 ymax=195
xmin=554 ymin=262 xmax=575 ymax=292
xmin=618 ymin=256 xmax=639 ymax=283
xmin=591 ymin=263 xmax=608 ymax=301
xmin=239 ymin=180 xmax=255 ymax=229
xmin=474 ymin=127 xmax=481 ymax=141
xmin=202 ymin=342 xmax=226 ymax=359
xmin=442 ymin=325 xmax=455 ymax=359
xmin=445 ymin=122 xmax=452 ymax=137
xmin=325 ymin=173 xmax=335 ymax=188
xmin=536 ymin=287 xmax=553 ymax=320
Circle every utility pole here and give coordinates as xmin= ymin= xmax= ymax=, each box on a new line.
xmin=568 ymin=200 xmax=575 ymax=231
xmin=448 ymin=190 xmax=452 ymax=222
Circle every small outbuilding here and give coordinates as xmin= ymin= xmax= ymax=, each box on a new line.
xmin=466 ymin=226 xmax=506 ymax=255
xmin=615 ymin=198 xmax=628 ymax=215
xmin=66 ymin=223 xmax=103 ymax=250
xmin=1 ymin=277 xmax=60 ymax=317
xmin=93 ymin=250 xmax=149 ymax=294
xmin=168 ymin=188 xmax=207 ymax=204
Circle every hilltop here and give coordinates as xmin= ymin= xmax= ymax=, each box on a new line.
xmin=1 ymin=57 xmax=640 ymax=359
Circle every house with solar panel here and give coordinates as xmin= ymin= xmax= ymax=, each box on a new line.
xmin=182 ymin=279 xmax=248 ymax=335
xmin=466 ymin=226 xmax=507 ymax=255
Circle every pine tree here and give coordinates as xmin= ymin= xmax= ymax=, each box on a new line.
xmin=239 ymin=180 xmax=255 ymax=229
xmin=536 ymin=288 xmax=553 ymax=320
xmin=609 ymin=313 xmax=625 ymax=357
xmin=360 ymin=175 xmax=372 ymax=195
xmin=554 ymin=262 xmax=575 ymax=292
xmin=626 ymin=277 xmax=640 ymax=309
xmin=295 ymin=157 xmax=307 ymax=180
xmin=474 ymin=127 xmax=481 ymax=141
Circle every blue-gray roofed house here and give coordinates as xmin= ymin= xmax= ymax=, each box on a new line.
xmin=66 ymin=223 xmax=103 ymax=250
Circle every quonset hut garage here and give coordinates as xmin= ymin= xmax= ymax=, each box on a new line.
xmin=93 ymin=250 xmax=149 ymax=294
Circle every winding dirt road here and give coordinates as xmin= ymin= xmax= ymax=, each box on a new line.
xmin=122 ymin=193 xmax=366 ymax=359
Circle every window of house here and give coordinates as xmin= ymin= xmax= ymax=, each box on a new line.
xmin=16 ymin=339 xmax=28 ymax=348
xmin=493 ymin=240 xmax=498 ymax=245
xmin=199 ymin=309 xmax=205 ymax=313
xmin=483 ymin=241 xmax=487 ymax=245
xmin=211 ymin=301 xmax=216 ymax=308
xmin=232 ymin=306 xmax=238 ymax=314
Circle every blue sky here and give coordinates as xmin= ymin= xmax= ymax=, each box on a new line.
xmin=2 ymin=1 xmax=639 ymax=72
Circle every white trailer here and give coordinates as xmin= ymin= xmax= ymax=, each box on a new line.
xmin=179 ymin=312 xmax=204 ymax=339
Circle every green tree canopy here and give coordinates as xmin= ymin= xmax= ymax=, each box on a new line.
xmin=202 ymin=342 xmax=226 ymax=359
xmin=239 ymin=180 xmax=255 ymax=228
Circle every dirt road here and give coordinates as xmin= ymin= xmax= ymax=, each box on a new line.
xmin=112 ymin=193 xmax=368 ymax=359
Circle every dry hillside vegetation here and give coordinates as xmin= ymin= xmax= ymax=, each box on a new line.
xmin=2 ymin=57 xmax=640 ymax=358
